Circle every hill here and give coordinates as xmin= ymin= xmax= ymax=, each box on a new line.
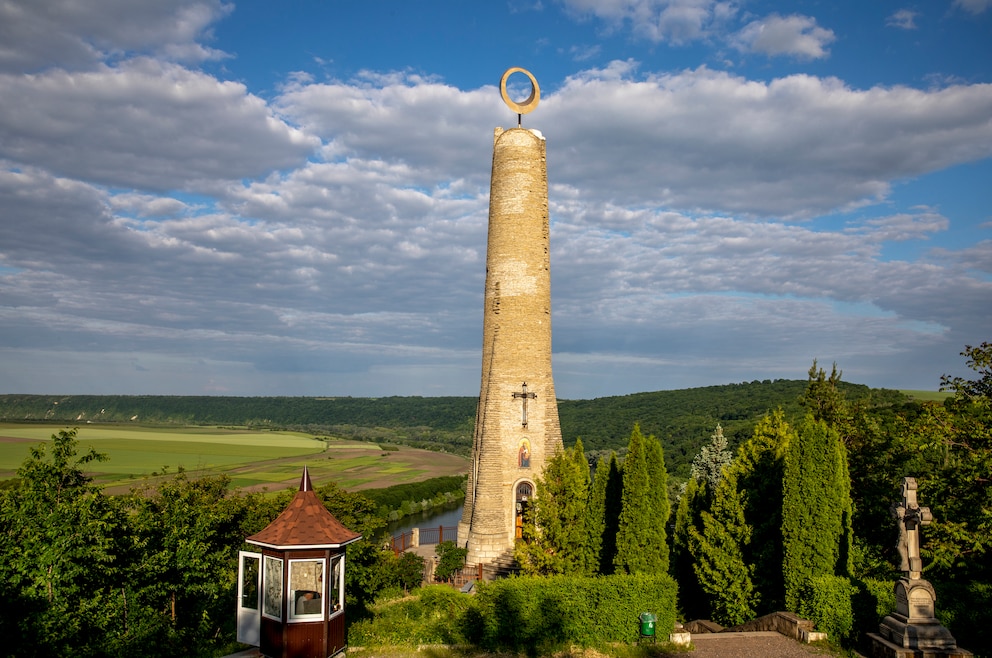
xmin=0 ymin=380 xmax=905 ymax=478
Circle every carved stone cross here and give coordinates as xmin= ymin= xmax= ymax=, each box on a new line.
xmin=512 ymin=382 xmax=537 ymax=428
xmin=892 ymin=477 xmax=933 ymax=580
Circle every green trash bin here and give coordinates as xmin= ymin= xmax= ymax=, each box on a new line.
xmin=638 ymin=612 xmax=656 ymax=642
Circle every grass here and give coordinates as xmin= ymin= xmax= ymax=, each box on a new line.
xmin=0 ymin=422 xmax=468 ymax=493
xmin=899 ymin=390 xmax=951 ymax=402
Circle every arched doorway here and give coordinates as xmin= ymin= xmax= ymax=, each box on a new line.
xmin=514 ymin=481 xmax=533 ymax=539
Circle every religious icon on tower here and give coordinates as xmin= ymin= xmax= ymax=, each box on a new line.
xmin=518 ymin=439 xmax=531 ymax=468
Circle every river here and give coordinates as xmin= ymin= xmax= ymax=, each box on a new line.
xmin=384 ymin=502 xmax=464 ymax=538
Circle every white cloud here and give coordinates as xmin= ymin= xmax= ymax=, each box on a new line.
xmin=732 ymin=14 xmax=835 ymax=59
xmin=543 ymin=66 xmax=992 ymax=216
xmin=0 ymin=0 xmax=233 ymax=73
xmin=953 ymin=0 xmax=992 ymax=14
xmin=271 ymin=64 xmax=992 ymax=219
xmin=566 ymin=44 xmax=603 ymax=61
xmin=557 ymin=0 xmax=737 ymax=44
xmin=0 ymin=59 xmax=319 ymax=191
xmin=0 ymin=0 xmax=989 ymax=398
xmin=887 ymin=9 xmax=919 ymax=29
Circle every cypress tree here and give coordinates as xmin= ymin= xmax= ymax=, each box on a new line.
xmin=672 ymin=477 xmax=708 ymax=619
xmin=782 ymin=414 xmax=852 ymax=611
xmin=585 ymin=454 xmax=609 ymax=575
xmin=645 ymin=432 xmax=671 ymax=572
xmin=734 ymin=410 xmax=791 ymax=611
xmin=599 ymin=452 xmax=623 ymax=574
xmin=614 ymin=424 xmax=660 ymax=574
xmin=689 ymin=472 xmax=757 ymax=625
xmin=687 ymin=411 xmax=793 ymax=621
xmin=570 ymin=438 xmax=593 ymax=574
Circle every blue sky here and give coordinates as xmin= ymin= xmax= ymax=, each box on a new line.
xmin=0 ymin=0 xmax=990 ymax=399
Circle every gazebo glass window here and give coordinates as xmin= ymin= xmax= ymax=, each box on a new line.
xmin=329 ymin=555 xmax=344 ymax=617
xmin=262 ymin=556 xmax=283 ymax=621
xmin=289 ymin=558 xmax=325 ymax=621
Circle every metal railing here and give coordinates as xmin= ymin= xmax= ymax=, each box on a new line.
xmin=389 ymin=525 xmax=457 ymax=554
xmin=418 ymin=525 xmax=455 ymax=546
xmin=389 ymin=530 xmax=413 ymax=554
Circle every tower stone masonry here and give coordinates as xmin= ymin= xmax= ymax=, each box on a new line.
xmin=458 ymin=105 xmax=564 ymax=566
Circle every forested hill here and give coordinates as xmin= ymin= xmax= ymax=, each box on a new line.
xmin=0 ymin=380 xmax=904 ymax=477
xmin=559 ymin=379 xmax=903 ymax=475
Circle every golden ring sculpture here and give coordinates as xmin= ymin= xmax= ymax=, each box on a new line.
xmin=500 ymin=67 xmax=540 ymax=115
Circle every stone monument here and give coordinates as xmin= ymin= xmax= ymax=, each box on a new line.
xmin=868 ymin=477 xmax=971 ymax=658
xmin=458 ymin=68 xmax=564 ymax=567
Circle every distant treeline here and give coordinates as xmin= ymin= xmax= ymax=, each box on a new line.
xmin=0 ymin=379 xmax=905 ymax=478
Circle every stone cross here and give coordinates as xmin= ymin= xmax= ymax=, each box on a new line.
xmin=512 ymin=382 xmax=537 ymax=428
xmin=892 ymin=477 xmax=933 ymax=580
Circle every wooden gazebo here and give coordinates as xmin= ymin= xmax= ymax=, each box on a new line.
xmin=237 ymin=467 xmax=362 ymax=658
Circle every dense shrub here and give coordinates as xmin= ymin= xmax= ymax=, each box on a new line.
xmin=348 ymin=586 xmax=473 ymax=646
xmin=797 ymin=575 xmax=855 ymax=641
xmin=434 ymin=541 xmax=468 ymax=581
xmin=468 ymin=573 xmax=678 ymax=653
xmin=850 ymin=578 xmax=895 ymax=654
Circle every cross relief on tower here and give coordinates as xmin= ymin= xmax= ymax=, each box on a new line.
xmin=512 ymin=382 xmax=537 ymax=428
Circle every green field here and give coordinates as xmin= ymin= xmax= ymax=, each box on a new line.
xmin=899 ymin=389 xmax=952 ymax=402
xmin=0 ymin=423 xmax=467 ymax=493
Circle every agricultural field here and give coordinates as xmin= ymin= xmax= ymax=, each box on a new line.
xmin=899 ymin=389 xmax=951 ymax=402
xmin=0 ymin=423 xmax=468 ymax=494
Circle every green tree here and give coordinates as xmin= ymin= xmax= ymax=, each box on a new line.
xmin=614 ymin=425 xmax=666 ymax=574
xmin=125 ymin=472 xmax=255 ymax=653
xmin=0 ymin=428 xmax=130 ymax=657
xmin=645 ymin=432 xmax=671 ymax=572
xmin=671 ymin=476 xmax=707 ymax=618
xmin=570 ymin=439 xmax=594 ymax=574
xmin=434 ymin=541 xmax=467 ymax=581
xmin=733 ymin=410 xmax=792 ymax=611
xmin=940 ymin=342 xmax=992 ymax=401
xmin=396 ymin=552 xmax=426 ymax=591
xmin=801 ymin=360 xmax=846 ymax=427
xmin=689 ymin=471 xmax=758 ymax=625
xmin=782 ymin=415 xmax=853 ymax=611
xmin=515 ymin=440 xmax=591 ymax=576
xmin=599 ymin=453 xmax=624 ymax=574
xmin=915 ymin=342 xmax=992 ymax=580
xmin=584 ymin=454 xmax=610 ymax=574
xmin=691 ymin=424 xmax=733 ymax=491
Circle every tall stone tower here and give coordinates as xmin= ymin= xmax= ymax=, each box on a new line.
xmin=458 ymin=68 xmax=564 ymax=566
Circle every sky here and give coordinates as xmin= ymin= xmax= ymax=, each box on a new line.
xmin=1 ymin=0 xmax=990 ymax=400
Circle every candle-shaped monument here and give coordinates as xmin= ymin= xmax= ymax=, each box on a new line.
xmin=458 ymin=68 xmax=564 ymax=568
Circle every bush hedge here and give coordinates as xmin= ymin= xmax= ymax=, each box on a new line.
xmin=348 ymin=585 xmax=473 ymax=646
xmin=797 ymin=574 xmax=855 ymax=641
xmin=467 ymin=573 xmax=678 ymax=653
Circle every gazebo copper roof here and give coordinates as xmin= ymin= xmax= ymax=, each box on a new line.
xmin=246 ymin=467 xmax=362 ymax=551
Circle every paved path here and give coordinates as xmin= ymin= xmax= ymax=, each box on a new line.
xmin=658 ymin=631 xmax=836 ymax=657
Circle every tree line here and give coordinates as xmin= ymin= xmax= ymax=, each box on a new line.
xmin=0 ymin=378 xmax=900 ymax=475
